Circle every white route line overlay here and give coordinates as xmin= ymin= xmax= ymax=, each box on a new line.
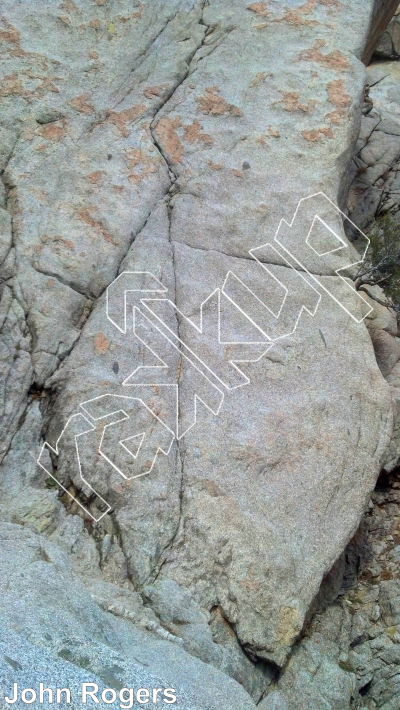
xmin=123 ymin=307 xmax=226 ymax=438
xmin=270 ymin=191 xmax=373 ymax=323
xmin=80 ymin=395 xmax=175 ymax=477
xmin=37 ymin=192 xmax=373 ymax=520
xmin=37 ymin=413 xmax=111 ymax=522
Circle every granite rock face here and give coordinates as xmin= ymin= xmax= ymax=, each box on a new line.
xmin=348 ymin=60 xmax=400 ymax=232
xmin=347 ymin=52 xmax=400 ymax=476
xmin=363 ymin=1 xmax=400 ymax=63
xmin=0 ymin=0 xmax=399 ymax=707
xmin=259 ymin=468 xmax=400 ymax=710
xmin=0 ymin=522 xmax=257 ymax=710
xmin=374 ymin=6 xmax=400 ymax=59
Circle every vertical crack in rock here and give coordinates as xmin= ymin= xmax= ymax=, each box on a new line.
xmin=34 ymin=0 xmax=216 ymax=590
xmin=140 ymin=0 xmax=213 ymax=579
xmin=1 ymin=2 xmax=400 ymax=708
xmin=0 ymin=143 xmax=18 ymax=274
xmin=0 ymin=137 xmax=36 ymax=465
xmin=148 ymin=0 xmax=211 ymax=180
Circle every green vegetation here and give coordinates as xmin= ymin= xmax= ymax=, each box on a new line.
xmin=355 ymin=215 xmax=400 ymax=317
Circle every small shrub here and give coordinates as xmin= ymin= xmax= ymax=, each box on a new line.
xmin=355 ymin=215 xmax=400 ymax=317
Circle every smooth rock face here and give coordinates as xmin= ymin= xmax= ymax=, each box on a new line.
xmin=0 ymin=0 xmax=398 ymax=703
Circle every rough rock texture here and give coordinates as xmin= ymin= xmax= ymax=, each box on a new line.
xmin=0 ymin=522 xmax=257 ymax=710
xmin=259 ymin=468 xmax=400 ymax=710
xmin=256 ymin=31 xmax=400 ymax=710
xmin=374 ymin=7 xmax=400 ymax=59
xmin=0 ymin=1 xmax=399 ymax=707
xmin=363 ymin=1 xmax=400 ymax=64
xmin=347 ymin=53 xmax=400 ymax=474
xmin=348 ymin=60 xmax=400 ymax=232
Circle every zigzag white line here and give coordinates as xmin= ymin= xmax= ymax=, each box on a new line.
xmin=270 ymin=191 xmax=373 ymax=323
xmin=38 ymin=191 xmax=374 ymax=519
xmin=37 ymin=413 xmax=112 ymax=522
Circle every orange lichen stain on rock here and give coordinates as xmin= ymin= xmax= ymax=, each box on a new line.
xmin=239 ymin=569 xmax=261 ymax=594
xmin=0 ymin=71 xmax=59 ymax=99
xmin=268 ymin=126 xmax=280 ymax=137
xmin=325 ymin=109 xmax=343 ymax=124
xmin=50 ymin=236 xmax=74 ymax=251
xmin=250 ymin=71 xmax=268 ymax=88
xmin=125 ymin=148 xmax=158 ymax=184
xmin=325 ymin=78 xmax=350 ymax=123
xmin=76 ymin=207 xmax=117 ymax=245
xmin=106 ymin=104 xmax=146 ymax=137
xmin=0 ymin=72 xmax=25 ymax=97
xmin=277 ymin=0 xmax=319 ymax=27
xmin=154 ymin=116 xmax=183 ymax=164
xmin=85 ymin=170 xmax=104 ymax=184
xmin=38 ymin=121 xmax=66 ymax=140
xmin=232 ymin=169 xmax=244 ymax=178
xmin=299 ymin=40 xmax=349 ymax=70
xmin=70 ymin=94 xmax=94 ymax=113
xmin=327 ymin=79 xmax=350 ymax=108
xmin=208 ymin=160 xmax=222 ymax=170
xmin=247 ymin=2 xmax=268 ymax=15
xmin=95 ymin=0 xmax=107 ymax=5
xmin=58 ymin=14 xmax=71 ymax=25
xmin=319 ymin=0 xmax=341 ymax=7
xmin=282 ymin=91 xmax=316 ymax=113
xmin=0 ymin=18 xmax=52 ymax=78
xmin=0 ymin=18 xmax=26 ymax=57
xmin=46 ymin=278 xmax=56 ymax=288
xmin=144 ymin=85 xmax=166 ymax=99
xmin=60 ymin=0 xmax=77 ymax=11
xmin=119 ymin=9 xmax=142 ymax=22
xmin=89 ymin=49 xmax=99 ymax=59
xmin=61 ymin=238 xmax=74 ymax=249
xmin=195 ymin=86 xmax=242 ymax=117
xmin=183 ymin=119 xmax=213 ymax=145
xmin=301 ymin=127 xmax=334 ymax=141
xmin=37 ymin=234 xmax=75 ymax=255
xmin=48 ymin=235 xmax=74 ymax=249
xmin=36 ymin=76 xmax=60 ymax=96
xmin=94 ymin=332 xmax=110 ymax=354
xmin=276 ymin=0 xmax=341 ymax=27
xmin=90 ymin=19 xmax=101 ymax=29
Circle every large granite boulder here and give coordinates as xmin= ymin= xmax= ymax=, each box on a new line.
xmin=0 ymin=0 xmax=398 ymax=705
